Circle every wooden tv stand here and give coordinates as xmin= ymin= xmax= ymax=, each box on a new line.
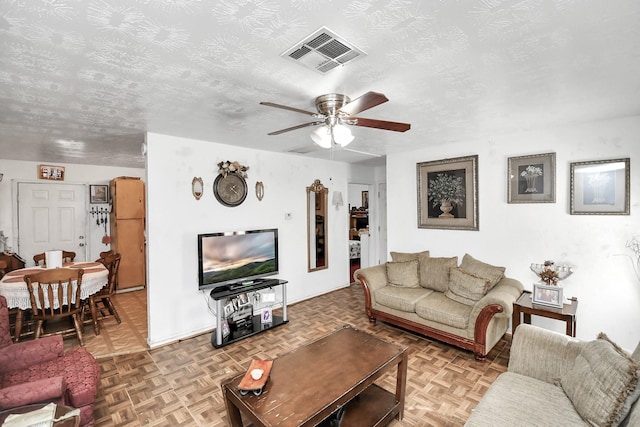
xmin=209 ymin=279 xmax=288 ymax=348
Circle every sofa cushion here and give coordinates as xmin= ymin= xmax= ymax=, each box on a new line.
xmin=375 ymin=286 xmax=431 ymax=313
xmin=459 ymin=254 xmax=505 ymax=288
xmin=386 ymin=260 xmax=420 ymax=288
xmin=560 ymin=333 xmax=640 ymax=427
xmin=390 ymin=250 xmax=429 ymax=263
xmin=419 ymin=255 xmax=457 ymax=292
xmin=464 ymin=372 xmax=585 ymax=427
xmin=415 ymin=292 xmax=471 ymax=329
xmin=445 ymin=268 xmax=491 ymax=306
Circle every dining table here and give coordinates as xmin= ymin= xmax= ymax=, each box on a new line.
xmin=0 ymin=261 xmax=108 ymax=342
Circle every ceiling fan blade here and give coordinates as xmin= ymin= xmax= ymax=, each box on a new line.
xmin=260 ymin=101 xmax=319 ymax=117
xmin=267 ymin=121 xmax=323 ymax=135
xmin=338 ymin=91 xmax=388 ymax=116
xmin=351 ymin=117 xmax=411 ymax=132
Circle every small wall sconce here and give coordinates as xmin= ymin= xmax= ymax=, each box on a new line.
xmin=332 ymin=191 xmax=344 ymax=209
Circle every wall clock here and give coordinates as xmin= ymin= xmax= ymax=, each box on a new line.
xmin=213 ymin=173 xmax=248 ymax=207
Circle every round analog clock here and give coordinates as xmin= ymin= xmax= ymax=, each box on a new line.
xmin=213 ymin=173 xmax=248 ymax=207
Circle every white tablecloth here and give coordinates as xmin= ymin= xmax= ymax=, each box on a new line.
xmin=0 ymin=262 xmax=108 ymax=310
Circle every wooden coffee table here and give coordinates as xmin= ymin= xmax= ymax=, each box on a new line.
xmin=222 ymin=325 xmax=407 ymax=426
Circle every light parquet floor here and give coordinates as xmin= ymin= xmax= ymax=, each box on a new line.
xmin=87 ymin=284 xmax=511 ymax=426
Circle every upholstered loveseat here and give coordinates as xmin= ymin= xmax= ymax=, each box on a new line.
xmin=0 ymin=296 xmax=101 ymax=426
xmin=354 ymin=251 xmax=523 ymax=360
xmin=466 ymin=323 xmax=640 ymax=426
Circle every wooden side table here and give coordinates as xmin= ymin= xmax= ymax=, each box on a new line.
xmin=512 ymin=290 xmax=578 ymax=337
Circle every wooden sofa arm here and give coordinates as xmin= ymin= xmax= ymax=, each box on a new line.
xmin=355 ymin=265 xmax=387 ymax=321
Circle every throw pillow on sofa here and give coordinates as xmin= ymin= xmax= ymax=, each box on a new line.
xmin=445 ymin=267 xmax=491 ymax=306
xmin=386 ymin=260 xmax=420 ymax=288
xmin=459 ymin=254 xmax=505 ymax=288
xmin=560 ymin=333 xmax=640 ymax=427
xmin=390 ymin=250 xmax=429 ymax=263
xmin=419 ymin=255 xmax=457 ymax=292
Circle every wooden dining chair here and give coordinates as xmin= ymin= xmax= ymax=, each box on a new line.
xmin=33 ymin=250 xmax=77 ymax=266
xmin=95 ymin=249 xmax=114 ymax=263
xmin=86 ymin=252 xmax=121 ymax=335
xmin=0 ymin=259 xmax=7 ymax=279
xmin=24 ymin=267 xmax=85 ymax=345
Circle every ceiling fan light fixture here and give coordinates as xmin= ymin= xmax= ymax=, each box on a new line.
xmin=310 ymin=126 xmax=332 ymax=148
xmin=310 ymin=124 xmax=354 ymax=148
xmin=332 ymin=124 xmax=354 ymax=147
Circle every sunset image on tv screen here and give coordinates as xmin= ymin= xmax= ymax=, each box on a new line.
xmin=201 ymin=232 xmax=276 ymax=285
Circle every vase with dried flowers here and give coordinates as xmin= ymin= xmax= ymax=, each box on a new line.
xmin=217 ymin=160 xmax=249 ymax=178
xmin=428 ymin=173 xmax=465 ymax=218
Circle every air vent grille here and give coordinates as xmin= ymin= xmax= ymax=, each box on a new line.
xmin=282 ymin=27 xmax=366 ymax=74
xmin=289 ymin=46 xmax=311 ymax=60
xmin=288 ymin=145 xmax=318 ymax=154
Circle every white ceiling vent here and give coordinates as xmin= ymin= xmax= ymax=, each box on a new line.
xmin=287 ymin=145 xmax=318 ymax=154
xmin=282 ymin=27 xmax=366 ymax=74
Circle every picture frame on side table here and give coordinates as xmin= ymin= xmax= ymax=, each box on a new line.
xmin=532 ymin=283 xmax=563 ymax=308
xmin=417 ymin=155 xmax=479 ymax=230
xmin=570 ymin=158 xmax=630 ymax=215
xmin=508 ymin=152 xmax=556 ymax=203
xmin=89 ymin=184 xmax=109 ymax=204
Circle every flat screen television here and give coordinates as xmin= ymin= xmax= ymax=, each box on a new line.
xmin=198 ymin=228 xmax=279 ymax=292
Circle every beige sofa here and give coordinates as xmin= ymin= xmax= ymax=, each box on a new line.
xmin=354 ymin=251 xmax=523 ymax=360
xmin=466 ymin=323 xmax=640 ymax=426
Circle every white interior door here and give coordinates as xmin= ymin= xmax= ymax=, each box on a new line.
xmin=18 ymin=182 xmax=87 ymax=265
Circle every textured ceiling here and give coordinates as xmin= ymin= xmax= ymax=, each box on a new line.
xmin=1 ymin=0 xmax=639 ymax=168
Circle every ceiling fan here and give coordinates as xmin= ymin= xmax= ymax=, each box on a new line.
xmin=260 ymin=91 xmax=411 ymax=149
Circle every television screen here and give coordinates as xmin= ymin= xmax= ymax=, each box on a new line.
xmin=198 ymin=228 xmax=279 ymax=292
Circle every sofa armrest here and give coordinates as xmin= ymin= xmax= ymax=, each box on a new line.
xmin=354 ymin=265 xmax=388 ymax=315
xmin=469 ymin=277 xmax=524 ymax=321
xmin=508 ymin=323 xmax=582 ymax=383
xmin=0 ymin=335 xmax=64 ymax=374
xmin=0 ymin=376 xmax=66 ymax=410
xmin=354 ymin=265 xmax=388 ymax=293
xmin=354 ymin=265 xmax=387 ymax=290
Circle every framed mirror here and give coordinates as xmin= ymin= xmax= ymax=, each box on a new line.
xmin=192 ymin=177 xmax=203 ymax=200
xmin=307 ymin=179 xmax=328 ymax=272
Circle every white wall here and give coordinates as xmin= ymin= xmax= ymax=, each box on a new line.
xmin=0 ymin=159 xmax=144 ymax=262
xmin=144 ymin=133 xmax=351 ymax=347
xmin=386 ymin=116 xmax=640 ymax=351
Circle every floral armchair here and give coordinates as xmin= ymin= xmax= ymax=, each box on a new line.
xmin=0 ymin=296 xmax=100 ymax=426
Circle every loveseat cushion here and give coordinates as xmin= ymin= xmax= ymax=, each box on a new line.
xmin=445 ymin=267 xmax=491 ymax=306
xmin=415 ymin=292 xmax=471 ymax=329
xmin=460 ymin=254 xmax=505 ymax=288
xmin=386 ymin=260 xmax=420 ymax=288
xmin=419 ymin=256 xmax=457 ymax=292
xmin=560 ymin=333 xmax=640 ymax=426
xmin=375 ymin=286 xmax=431 ymax=313
xmin=465 ymin=372 xmax=585 ymax=426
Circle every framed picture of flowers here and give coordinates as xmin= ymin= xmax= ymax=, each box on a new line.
xmin=507 ymin=152 xmax=556 ymax=203
xmin=417 ymin=155 xmax=478 ymax=230
xmin=570 ymin=158 xmax=630 ymax=215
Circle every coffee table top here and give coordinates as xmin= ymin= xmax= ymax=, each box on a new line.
xmin=222 ymin=325 xmax=406 ymax=426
